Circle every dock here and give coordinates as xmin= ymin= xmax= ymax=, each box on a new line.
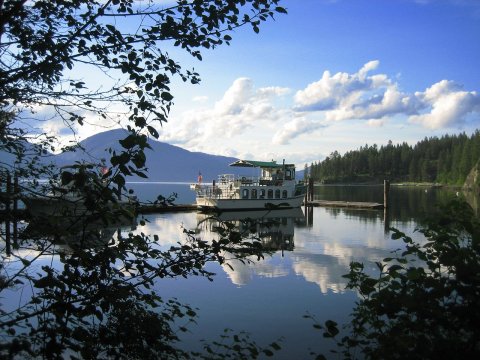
xmin=305 ymin=200 xmax=384 ymax=210
xmin=0 ymin=204 xmax=199 ymax=219
xmin=136 ymin=204 xmax=198 ymax=214
xmin=304 ymin=178 xmax=389 ymax=211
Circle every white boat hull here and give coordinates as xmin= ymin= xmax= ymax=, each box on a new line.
xmin=196 ymin=193 xmax=305 ymax=211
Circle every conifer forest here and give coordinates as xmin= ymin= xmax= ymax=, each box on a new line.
xmin=306 ymin=130 xmax=480 ymax=185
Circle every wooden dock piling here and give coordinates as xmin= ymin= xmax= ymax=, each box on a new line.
xmin=304 ymin=177 xmax=314 ymax=204
xmin=384 ymin=179 xmax=390 ymax=209
xmin=5 ymin=173 xmax=11 ymax=249
xmin=1 ymin=172 xmax=20 ymax=255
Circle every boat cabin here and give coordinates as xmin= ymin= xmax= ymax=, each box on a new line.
xmin=192 ymin=159 xmax=306 ymax=210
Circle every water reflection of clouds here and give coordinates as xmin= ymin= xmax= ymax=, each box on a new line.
xmin=291 ymin=253 xmax=345 ymax=294
xmin=221 ymin=254 xmax=290 ymax=286
xmin=133 ymin=208 xmax=416 ymax=293
xmin=291 ymin=242 xmax=391 ymax=294
xmin=138 ymin=213 xmax=199 ymax=246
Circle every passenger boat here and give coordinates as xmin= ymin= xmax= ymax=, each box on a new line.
xmin=191 ymin=160 xmax=307 ymax=211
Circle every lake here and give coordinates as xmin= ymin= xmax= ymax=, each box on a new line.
xmin=2 ymin=182 xmax=474 ymax=358
xmin=122 ymin=182 xmax=467 ymax=358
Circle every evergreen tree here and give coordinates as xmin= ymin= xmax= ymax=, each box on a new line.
xmin=310 ymin=131 xmax=479 ymax=184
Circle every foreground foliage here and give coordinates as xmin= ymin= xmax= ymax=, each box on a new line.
xmin=0 ymin=213 xmax=282 ymax=359
xmin=1 ymin=0 xmax=286 ymax=201
xmin=1 ymin=1 xmax=287 ymax=358
xmin=309 ymin=198 xmax=480 ymax=359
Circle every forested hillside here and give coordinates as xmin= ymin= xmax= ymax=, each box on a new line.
xmin=306 ymin=130 xmax=480 ymax=185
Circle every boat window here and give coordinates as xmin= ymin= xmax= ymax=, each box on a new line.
xmin=282 ymin=190 xmax=288 ymax=198
xmin=251 ymin=189 xmax=257 ymax=199
xmin=275 ymin=189 xmax=281 ymax=199
xmin=267 ymin=189 xmax=273 ymax=199
xmin=260 ymin=189 xmax=265 ymax=199
xmin=242 ymin=189 xmax=249 ymax=199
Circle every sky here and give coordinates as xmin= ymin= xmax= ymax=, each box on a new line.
xmin=44 ymin=0 xmax=480 ymax=167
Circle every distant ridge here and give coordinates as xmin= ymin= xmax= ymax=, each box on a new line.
xmin=54 ymin=128 xmax=241 ymax=182
xmin=2 ymin=129 xmax=302 ymax=182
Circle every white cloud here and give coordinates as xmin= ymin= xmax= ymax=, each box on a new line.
xmin=367 ymin=119 xmax=385 ymax=127
xmin=192 ymin=95 xmax=208 ymax=103
xmin=292 ymin=61 xmax=480 ymax=133
xmin=214 ymin=77 xmax=253 ymax=115
xmin=409 ymin=80 xmax=480 ymax=129
xmin=272 ymin=116 xmax=324 ymax=145
xmin=257 ymin=86 xmax=291 ymax=98
xmin=293 ymin=60 xmax=390 ymax=113
xmin=161 ymin=78 xmax=291 ymax=153
xmin=358 ymin=60 xmax=380 ymax=80
xmin=158 ymin=64 xmax=479 ymax=166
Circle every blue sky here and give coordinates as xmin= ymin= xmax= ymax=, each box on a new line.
xmin=46 ymin=0 xmax=480 ymax=167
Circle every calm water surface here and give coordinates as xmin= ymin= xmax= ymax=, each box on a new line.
xmin=123 ymin=183 xmax=466 ymax=359
xmin=3 ymin=183 xmax=472 ymax=358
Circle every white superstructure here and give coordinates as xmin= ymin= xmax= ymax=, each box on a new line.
xmin=191 ymin=160 xmax=307 ymax=211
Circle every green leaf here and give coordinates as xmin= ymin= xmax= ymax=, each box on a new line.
xmin=161 ymin=92 xmax=174 ymax=101
xmin=147 ymin=125 xmax=159 ymax=139
xmin=21 ymin=258 xmax=31 ymax=266
xmin=263 ymin=349 xmax=274 ymax=357
xmin=391 ymin=231 xmax=403 ymax=240
xmin=119 ymin=135 xmax=136 ymax=149
xmin=106 ymin=24 xmax=116 ymax=33
xmin=271 ymin=342 xmax=281 ymax=351
xmin=388 ymin=265 xmax=404 ymax=272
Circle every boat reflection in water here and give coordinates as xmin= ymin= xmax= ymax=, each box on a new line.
xmin=196 ymin=208 xmax=306 ymax=286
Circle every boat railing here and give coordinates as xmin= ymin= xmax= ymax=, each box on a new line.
xmin=208 ymin=174 xmax=298 ymax=188
xmin=217 ymin=174 xmax=235 ymax=184
xmin=217 ymin=174 xmax=260 ymax=186
xmin=195 ymin=184 xmax=239 ymax=200
xmin=219 ymin=174 xmax=290 ymax=186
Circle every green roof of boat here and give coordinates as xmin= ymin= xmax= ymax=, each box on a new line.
xmin=229 ymin=160 xmax=294 ymax=168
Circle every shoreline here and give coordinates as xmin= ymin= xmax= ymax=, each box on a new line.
xmin=312 ymin=182 xmax=462 ymax=189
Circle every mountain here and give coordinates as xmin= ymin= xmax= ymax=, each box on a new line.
xmin=0 ymin=140 xmax=56 ymax=168
xmin=53 ymin=129 xmax=240 ymax=182
xmin=3 ymin=129 xmax=303 ymax=182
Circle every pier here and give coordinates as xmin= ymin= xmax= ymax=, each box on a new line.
xmin=136 ymin=203 xmax=198 ymax=214
xmin=304 ymin=178 xmax=389 ymax=210
xmin=305 ymin=200 xmax=383 ymax=209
